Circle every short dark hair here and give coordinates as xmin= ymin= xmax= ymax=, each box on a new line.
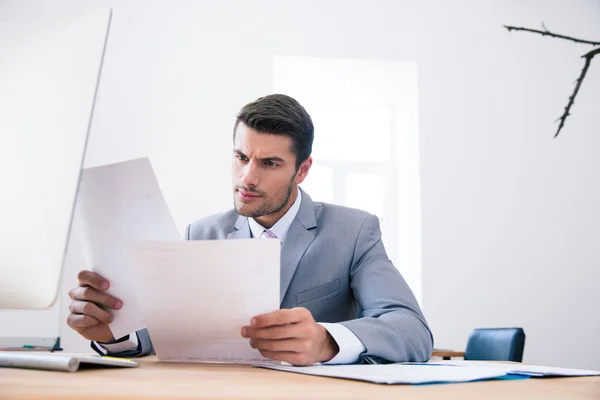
xmin=234 ymin=94 xmax=314 ymax=170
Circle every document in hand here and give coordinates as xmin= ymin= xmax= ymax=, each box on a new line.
xmin=76 ymin=157 xmax=281 ymax=364
xmin=127 ymin=239 xmax=280 ymax=364
xmin=75 ymin=157 xmax=180 ymax=339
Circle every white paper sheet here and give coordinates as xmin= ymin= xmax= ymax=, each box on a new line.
xmin=432 ymin=360 xmax=600 ymax=377
xmin=127 ymin=239 xmax=280 ymax=364
xmin=75 ymin=157 xmax=180 ymax=339
xmin=258 ymin=363 xmax=514 ymax=384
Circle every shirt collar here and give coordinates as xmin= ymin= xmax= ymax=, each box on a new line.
xmin=248 ymin=189 xmax=302 ymax=244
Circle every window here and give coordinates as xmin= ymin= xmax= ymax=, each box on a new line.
xmin=273 ymin=56 xmax=422 ymax=304
xmin=299 ymin=104 xmax=396 ymax=251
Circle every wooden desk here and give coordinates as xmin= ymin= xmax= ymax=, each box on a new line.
xmin=2 ymin=356 xmax=599 ymax=400
xmin=431 ymin=349 xmax=466 ymax=359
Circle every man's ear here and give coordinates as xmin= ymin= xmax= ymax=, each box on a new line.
xmin=295 ymin=157 xmax=312 ymax=185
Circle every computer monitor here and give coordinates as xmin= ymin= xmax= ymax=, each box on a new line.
xmin=0 ymin=6 xmax=112 ymax=309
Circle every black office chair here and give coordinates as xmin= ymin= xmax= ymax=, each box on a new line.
xmin=464 ymin=328 xmax=526 ymax=362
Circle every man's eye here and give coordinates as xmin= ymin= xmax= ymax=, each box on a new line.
xmin=236 ymin=155 xmax=248 ymax=162
xmin=264 ymin=161 xmax=277 ymax=167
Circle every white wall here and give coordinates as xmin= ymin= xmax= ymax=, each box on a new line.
xmin=4 ymin=0 xmax=599 ymax=368
xmin=418 ymin=1 xmax=600 ymax=370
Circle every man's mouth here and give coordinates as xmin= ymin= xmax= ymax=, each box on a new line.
xmin=238 ymin=189 xmax=262 ymax=199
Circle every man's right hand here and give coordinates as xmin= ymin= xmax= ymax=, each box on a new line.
xmin=67 ymin=270 xmax=123 ymax=343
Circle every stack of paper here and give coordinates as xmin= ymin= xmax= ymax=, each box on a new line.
xmin=431 ymin=360 xmax=600 ymax=377
xmin=257 ymin=361 xmax=600 ymax=385
xmin=258 ymin=363 xmax=517 ymax=384
xmin=76 ymin=158 xmax=280 ymax=365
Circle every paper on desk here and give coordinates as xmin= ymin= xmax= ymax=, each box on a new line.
xmin=75 ymin=158 xmax=180 ymax=339
xmin=258 ymin=363 xmax=515 ymax=385
xmin=127 ymin=239 xmax=280 ymax=364
xmin=432 ymin=360 xmax=600 ymax=377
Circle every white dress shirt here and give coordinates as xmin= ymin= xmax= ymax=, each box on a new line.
xmin=246 ymin=189 xmax=302 ymax=243
xmin=100 ymin=189 xmax=366 ymax=364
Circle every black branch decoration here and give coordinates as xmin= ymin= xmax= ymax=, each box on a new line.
xmin=504 ymin=23 xmax=600 ymax=138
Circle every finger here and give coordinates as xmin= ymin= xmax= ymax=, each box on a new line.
xmin=258 ymin=350 xmax=312 ymax=366
xmin=66 ymin=313 xmax=102 ymax=330
xmin=242 ymin=324 xmax=297 ymax=340
xmin=69 ymin=300 xmax=114 ymax=325
xmin=251 ymin=308 xmax=308 ymax=328
xmin=250 ymin=338 xmax=311 ymax=354
xmin=68 ymin=286 xmax=122 ymax=310
xmin=77 ymin=270 xmax=110 ymax=291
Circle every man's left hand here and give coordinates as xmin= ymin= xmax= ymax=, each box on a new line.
xmin=241 ymin=307 xmax=339 ymax=366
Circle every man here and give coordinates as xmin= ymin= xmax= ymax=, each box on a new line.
xmin=67 ymin=94 xmax=433 ymax=365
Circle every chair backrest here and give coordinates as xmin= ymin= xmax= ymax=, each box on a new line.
xmin=464 ymin=328 xmax=526 ymax=362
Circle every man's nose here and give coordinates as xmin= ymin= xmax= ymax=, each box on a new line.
xmin=241 ymin=161 xmax=259 ymax=188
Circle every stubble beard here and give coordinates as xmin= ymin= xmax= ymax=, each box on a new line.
xmin=234 ymin=175 xmax=295 ymax=218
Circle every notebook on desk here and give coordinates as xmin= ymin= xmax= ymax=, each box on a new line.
xmin=0 ymin=352 xmax=139 ymax=373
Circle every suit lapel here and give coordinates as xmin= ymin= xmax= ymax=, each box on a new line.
xmin=279 ymin=189 xmax=317 ymax=303
xmin=227 ymin=215 xmax=251 ymax=239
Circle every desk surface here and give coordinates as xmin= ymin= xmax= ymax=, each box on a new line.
xmin=2 ymin=356 xmax=599 ymax=400
xmin=431 ymin=349 xmax=466 ymax=358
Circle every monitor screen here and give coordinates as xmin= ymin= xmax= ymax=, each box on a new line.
xmin=0 ymin=6 xmax=111 ymax=309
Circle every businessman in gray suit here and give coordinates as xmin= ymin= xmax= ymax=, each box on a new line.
xmin=67 ymin=94 xmax=433 ymax=365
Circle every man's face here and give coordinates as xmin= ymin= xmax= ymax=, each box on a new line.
xmin=232 ymin=123 xmax=302 ymax=219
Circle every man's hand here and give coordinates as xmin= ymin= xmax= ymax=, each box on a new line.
xmin=66 ymin=270 xmax=122 ymax=343
xmin=241 ymin=307 xmax=339 ymax=366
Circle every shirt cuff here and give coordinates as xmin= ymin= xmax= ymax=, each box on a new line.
xmin=94 ymin=333 xmax=139 ymax=355
xmin=318 ymin=322 xmax=366 ymax=364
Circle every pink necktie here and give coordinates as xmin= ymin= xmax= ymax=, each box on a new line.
xmin=260 ymin=229 xmax=277 ymax=239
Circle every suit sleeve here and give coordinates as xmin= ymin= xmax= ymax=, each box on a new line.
xmin=340 ymin=215 xmax=434 ymax=364
xmin=90 ymin=224 xmax=194 ymax=358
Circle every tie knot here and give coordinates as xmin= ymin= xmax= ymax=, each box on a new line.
xmin=260 ymin=229 xmax=277 ymax=239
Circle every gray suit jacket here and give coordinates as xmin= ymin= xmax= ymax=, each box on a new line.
xmin=100 ymin=189 xmax=433 ymax=363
